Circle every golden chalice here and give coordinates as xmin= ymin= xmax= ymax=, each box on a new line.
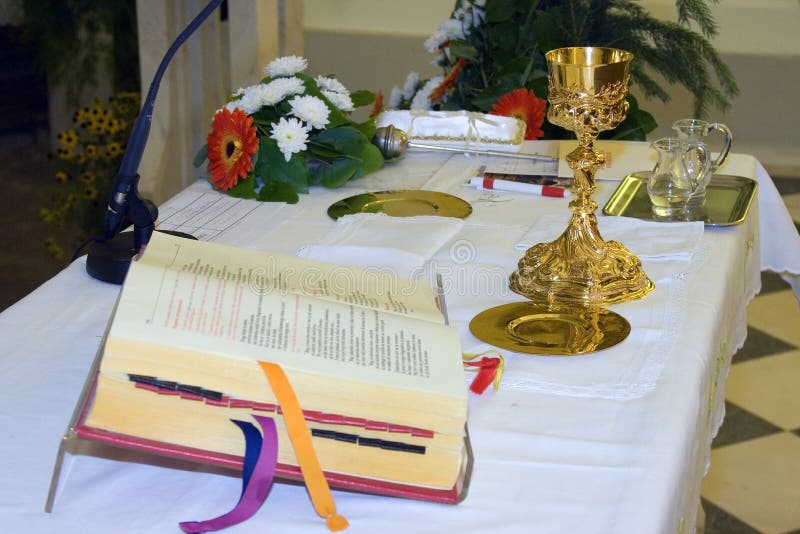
xmin=509 ymin=47 xmax=653 ymax=306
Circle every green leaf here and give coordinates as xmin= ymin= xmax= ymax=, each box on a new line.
xmin=485 ymin=0 xmax=516 ymax=23
xmin=471 ymin=86 xmax=511 ymax=111
xmin=224 ymin=175 xmax=257 ymax=199
xmin=350 ymin=90 xmax=374 ymax=108
xmin=353 ymin=119 xmax=377 ymax=141
xmin=257 ymin=137 xmax=309 ymax=193
xmin=532 ymin=11 xmax=562 ymax=53
xmin=313 ymin=157 xmax=359 ymax=188
xmin=487 ymin=22 xmax=518 ymax=53
xmin=312 ymin=126 xmax=366 ymax=155
xmin=448 ymin=39 xmax=479 ymax=59
xmin=193 ymin=144 xmax=208 ymax=168
xmin=257 ymin=181 xmax=299 ymax=203
xmin=307 ymin=143 xmax=342 ymax=160
xmin=350 ymin=142 xmax=384 ymax=179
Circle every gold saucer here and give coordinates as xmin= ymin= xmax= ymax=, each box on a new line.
xmin=469 ymin=302 xmax=630 ymax=355
xmin=327 ymin=190 xmax=472 ymax=220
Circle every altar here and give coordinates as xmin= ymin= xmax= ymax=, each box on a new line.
xmin=1 ymin=140 xmax=799 ymax=533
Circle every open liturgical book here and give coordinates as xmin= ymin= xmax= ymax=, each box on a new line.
xmin=77 ymin=231 xmax=471 ymax=504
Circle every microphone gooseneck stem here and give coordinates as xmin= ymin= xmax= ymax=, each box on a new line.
xmin=107 ymin=0 xmax=224 ymax=247
xmin=118 ymin=0 xmax=224 ymax=180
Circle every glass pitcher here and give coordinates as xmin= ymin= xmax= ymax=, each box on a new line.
xmin=647 ymin=137 xmax=708 ymax=218
xmin=672 ymin=119 xmax=733 ymax=200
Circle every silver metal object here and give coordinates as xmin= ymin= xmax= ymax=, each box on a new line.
xmin=372 ymin=125 xmax=558 ymax=163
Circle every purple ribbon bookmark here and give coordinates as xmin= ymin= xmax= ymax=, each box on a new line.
xmin=179 ymin=415 xmax=278 ymax=533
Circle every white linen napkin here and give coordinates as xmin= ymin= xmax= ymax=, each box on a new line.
xmin=514 ymin=213 xmax=704 ymax=262
xmin=297 ymin=213 xmax=464 ymax=276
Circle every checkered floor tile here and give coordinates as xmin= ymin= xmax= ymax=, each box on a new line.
xmin=701 ymin=177 xmax=800 ymax=534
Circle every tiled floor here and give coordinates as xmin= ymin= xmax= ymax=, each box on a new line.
xmin=700 ymin=176 xmax=800 ymax=534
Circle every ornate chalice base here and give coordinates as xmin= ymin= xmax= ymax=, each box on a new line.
xmin=510 ymin=47 xmax=653 ymax=308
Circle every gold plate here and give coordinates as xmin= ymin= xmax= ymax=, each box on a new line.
xmin=603 ymin=172 xmax=757 ymax=226
xmin=327 ymin=190 xmax=472 ymax=220
xmin=469 ymin=302 xmax=630 ymax=356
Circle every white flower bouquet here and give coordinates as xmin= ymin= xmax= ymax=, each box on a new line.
xmin=195 ymin=56 xmax=383 ymax=203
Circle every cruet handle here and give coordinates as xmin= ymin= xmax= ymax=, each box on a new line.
xmin=707 ymin=122 xmax=733 ymax=171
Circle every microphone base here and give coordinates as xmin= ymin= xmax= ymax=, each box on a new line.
xmin=86 ymin=230 xmax=197 ymax=285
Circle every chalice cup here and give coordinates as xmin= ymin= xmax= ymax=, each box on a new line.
xmin=509 ymin=47 xmax=653 ymax=306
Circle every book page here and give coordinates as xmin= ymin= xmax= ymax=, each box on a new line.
xmin=108 ymin=232 xmax=465 ymax=397
xmin=141 ymin=231 xmax=443 ymax=322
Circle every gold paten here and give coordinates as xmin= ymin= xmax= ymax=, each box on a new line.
xmin=603 ymin=173 xmax=757 ymax=226
xmin=327 ymin=190 xmax=472 ymax=220
xmin=509 ymin=47 xmax=654 ymax=307
xmin=469 ymin=302 xmax=630 ymax=355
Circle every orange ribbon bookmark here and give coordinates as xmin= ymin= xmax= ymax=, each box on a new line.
xmin=257 ymin=361 xmax=349 ymax=532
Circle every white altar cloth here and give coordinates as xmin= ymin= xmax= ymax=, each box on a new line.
xmin=1 ymin=141 xmax=799 ymax=533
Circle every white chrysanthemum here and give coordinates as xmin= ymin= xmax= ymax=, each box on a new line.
xmin=441 ymin=18 xmax=465 ymax=40
xmin=410 ymin=75 xmax=443 ymax=110
xmin=322 ymin=89 xmax=354 ymax=112
xmin=288 ymin=95 xmax=330 ymax=129
xmin=471 ymin=5 xmax=485 ymax=26
xmin=424 ymin=30 xmax=448 ymax=53
xmin=260 ymin=76 xmax=305 ymax=106
xmin=270 ymin=117 xmax=309 ymax=161
xmin=265 ymin=55 xmax=308 ymax=77
xmin=459 ymin=9 xmax=473 ymax=28
xmin=388 ymin=86 xmax=403 ymax=109
xmin=225 ymin=84 xmax=262 ymax=114
xmin=315 ymin=76 xmax=348 ymax=95
xmin=402 ymin=71 xmax=420 ymax=99
xmin=473 ymin=0 xmax=486 ymax=7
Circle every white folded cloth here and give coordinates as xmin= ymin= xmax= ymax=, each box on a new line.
xmin=297 ymin=213 xmax=464 ymax=276
xmin=376 ymin=110 xmax=525 ymax=151
xmin=514 ymin=214 xmax=704 ymax=262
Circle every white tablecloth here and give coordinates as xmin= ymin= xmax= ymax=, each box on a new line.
xmin=2 ymin=141 xmax=799 ymax=533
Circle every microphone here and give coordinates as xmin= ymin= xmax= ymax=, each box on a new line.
xmin=82 ymin=0 xmax=224 ymax=284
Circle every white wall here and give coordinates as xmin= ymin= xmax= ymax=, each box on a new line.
xmin=303 ymin=0 xmax=800 ymax=176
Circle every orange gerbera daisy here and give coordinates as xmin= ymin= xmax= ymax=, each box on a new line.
xmin=369 ymin=90 xmax=384 ymax=119
xmin=207 ymin=108 xmax=259 ymax=191
xmin=429 ymin=58 xmax=469 ymax=104
xmin=491 ymin=89 xmax=547 ymax=140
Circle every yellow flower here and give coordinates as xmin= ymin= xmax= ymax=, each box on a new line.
xmin=77 ymin=151 xmax=87 ymax=164
xmin=107 ymin=118 xmax=123 ymax=135
xmin=74 ymin=107 xmax=90 ymax=125
xmin=85 ymin=144 xmax=98 ymax=158
xmin=58 ymin=130 xmax=79 ymax=148
xmin=83 ymin=186 xmax=98 ymax=200
xmin=57 ymin=147 xmax=74 ymax=160
xmin=80 ymin=171 xmax=96 ymax=184
xmin=44 ymin=238 xmax=64 ymax=260
xmin=55 ymin=171 xmax=69 ymax=183
xmin=39 ymin=208 xmax=54 ymax=222
xmin=105 ymin=142 xmax=122 ymax=159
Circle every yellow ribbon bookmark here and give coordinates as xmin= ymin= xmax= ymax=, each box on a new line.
xmin=257 ymin=361 xmax=349 ymax=532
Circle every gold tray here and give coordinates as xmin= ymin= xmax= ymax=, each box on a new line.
xmin=603 ymin=172 xmax=757 ymax=226
xmin=327 ymin=190 xmax=472 ymax=220
xmin=469 ymin=302 xmax=630 ymax=356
